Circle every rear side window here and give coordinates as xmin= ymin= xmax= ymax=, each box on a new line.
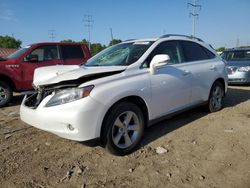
xmin=61 ymin=45 xmax=84 ymax=59
xmin=181 ymin=41 xmax=214 ymax=62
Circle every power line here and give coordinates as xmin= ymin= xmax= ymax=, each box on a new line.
xmin=83 ymin=14 xmax=94 ymax=49
xmin=187 ymin=0 xmax=201 ymax=37
xmin=48 ymin=30 xmax=56 ymax=41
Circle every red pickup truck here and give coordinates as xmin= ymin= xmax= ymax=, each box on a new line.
xmin=0 ymin=42 xmax=91 ymax=107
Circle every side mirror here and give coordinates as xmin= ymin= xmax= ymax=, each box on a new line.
xmin=150 ymin=54 xmax=170 ymax=74
xmin=24 ymin=54 xmax=39 ymax=62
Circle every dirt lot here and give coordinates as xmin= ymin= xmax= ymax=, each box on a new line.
xmin=0 ymin=86 xmax=250 ymax=188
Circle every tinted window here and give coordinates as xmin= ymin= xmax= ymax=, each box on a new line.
xmin=61 ymin=45 xmax=84 ymax=59
xmin=203 ymin=47 xmax=216 ymax=59
xmin=181 ymin=41 xmax=211 ymax=62
xmin=222 ymin=50 xmax=250 ymax=61
xmin=145 ymin=41 xmax=183 ymax=67
xmin=26 ymin=45 xmax=59 ymax=62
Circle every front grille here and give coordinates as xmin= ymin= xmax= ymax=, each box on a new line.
xmin=228 ymin=78 xmax=246 ymax=82
xmin=24 ymin=89 xmax=53 ymax=108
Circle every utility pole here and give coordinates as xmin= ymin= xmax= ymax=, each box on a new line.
xmin=48 ymin=30 xmax=56 ymax=41
xmin=188 ymin=0 xmax=201 ymax=38
xmin=83 ymin=15 xmax=94 ymax=50
xmin=236 ymin=38 xmax=240 ymax=47
xmin=110 ymin=28 xmax=114 ymax=45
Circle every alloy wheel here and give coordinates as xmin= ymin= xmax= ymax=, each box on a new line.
xmin=210 ymin=85 xmax=223 ymax=111
xmin=112 ymin=111 xmax=141 ymax=149
xmin=0 ymin=86 xmax=7 ymax=103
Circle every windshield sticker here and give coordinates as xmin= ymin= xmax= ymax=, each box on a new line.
xmin=133 ymin=41 xmax=150 ymax=45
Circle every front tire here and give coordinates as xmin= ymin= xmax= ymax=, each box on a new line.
xmin=0 ymin=81 xmax=13 ymax=107
xmin=103 ymin=102 xmax=145 ymax=156
xmin=207 ymin=81 xmax=224 ymax=113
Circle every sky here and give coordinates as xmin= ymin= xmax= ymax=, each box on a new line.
xmin=0 ymin=0 xmax=250 ymax=49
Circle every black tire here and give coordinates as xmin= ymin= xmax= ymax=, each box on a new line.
xmin=207 ymin=81 xmax=224 ymax=113
xmin=102 ymin=102 xmax=145 ymax=156
xmin=0 ymin=81 xmax=13 ymax=107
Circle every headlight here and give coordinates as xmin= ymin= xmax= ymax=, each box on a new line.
xmin=238 ymin=66 xmax=250 ymax=72
xmin=46 ymin=85 xmax=94 ymax=107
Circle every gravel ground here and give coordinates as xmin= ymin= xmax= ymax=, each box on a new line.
xmin=0 ymin=86 xmax=250 ymax=188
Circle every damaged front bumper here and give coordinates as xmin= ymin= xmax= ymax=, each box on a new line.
xmin=20 ymin=92 xmax=106 ymax=141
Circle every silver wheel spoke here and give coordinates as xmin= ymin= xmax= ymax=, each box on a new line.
xmin=125 ymin=112 xmax=133 ymax=126
xmin=114 ymin=118 xmax=124 ymax=128
xmin=124 ymin=132 xmax=132 ymax=147
xmin=113 ymin=131 xmax=123 ymax=145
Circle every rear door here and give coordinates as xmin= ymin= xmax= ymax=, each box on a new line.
xmin=180 ymin=41 xmax=217 ymax=103
xmin=60 ymin=45 xmax=85 ymax=65
xmin=21 ymin=45 xmax=62 ymax=90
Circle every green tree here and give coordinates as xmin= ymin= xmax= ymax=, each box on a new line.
xmin=216 ymin=47 xmax=225 ymax=52
xmin=109 ymin=39 xmax=122 ymax=46
xmin=91 ymin=43 xmax=106 ymax=55
xmin=60 ymin=39 xmax=75 ymax=43
xmin=0 ymin=35 xmax=22 ymax=48
xmin=80 ymin=39 xmax=89 ymax=45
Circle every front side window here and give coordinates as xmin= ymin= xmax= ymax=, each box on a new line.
xmin=25 ymin=45 xmax=59 ymax=62
xmin=85 ymin=41 xmax=153 ymax=67
xmin=181 ymin=41 xmax=212 ymax=62
xmin=144 ymin=41 xmax=183 ymax=68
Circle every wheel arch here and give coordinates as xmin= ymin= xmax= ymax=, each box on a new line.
xmin=0 ymin=74 xmax=16 ymax=91
xmin=213 ymin=77 xmax=226 ymax=96
xmin=100 ymin=95 xmax=149 ymax=145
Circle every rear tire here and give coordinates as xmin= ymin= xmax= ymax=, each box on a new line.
xmin=103 ymin=102 xmax=145 ymax=156
xmin=207 ymin=81 xmax=224 ymax=113
xmin=0 ymin=81 xmax=13 ymax=107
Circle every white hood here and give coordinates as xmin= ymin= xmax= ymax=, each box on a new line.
xmin=33 ymin=65 xmax=126 ymax=87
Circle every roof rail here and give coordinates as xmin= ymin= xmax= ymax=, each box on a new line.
xmin=160 ymin=34 xmax=204 ymax=42
xmin=123 ymin=39 xmax=136 ymax=42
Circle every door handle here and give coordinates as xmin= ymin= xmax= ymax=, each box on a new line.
xmin=210 ymin=65 xmax=216 ymax=70
xmin=183 ymin=70 xmax=190 ymax=76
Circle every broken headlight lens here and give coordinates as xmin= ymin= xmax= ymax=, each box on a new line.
xmin=46 ymin=85 xmax=94 ymax=107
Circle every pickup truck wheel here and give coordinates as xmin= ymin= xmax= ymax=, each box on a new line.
xmin=0 ymin=81 xmax=13 ymax=107
xmin=104 ymin=102 xmax=144 ymax=156
xmin=207 ymin=81 xmax=224 ymax=113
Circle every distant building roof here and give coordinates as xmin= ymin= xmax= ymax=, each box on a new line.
xmin=0 ymin=48 xmax=18 ymax=58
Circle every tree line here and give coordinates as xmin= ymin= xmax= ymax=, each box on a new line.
xmin=0 ymin=35 xmax=122 ymax=55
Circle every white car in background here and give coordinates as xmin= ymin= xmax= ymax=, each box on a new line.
xmin=20 ymin=35 xmax=228 ymax=155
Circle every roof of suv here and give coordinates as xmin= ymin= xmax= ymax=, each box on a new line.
xmin=224 ymin=47 xmax=250 ymax=52
xmin=29 ymin=42 xmax=87 ymax=46
xmin=123 ymin=34 xmax=204 ymax=43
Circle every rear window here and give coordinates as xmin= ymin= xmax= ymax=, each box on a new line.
xmin=181 ymin=41 xmax=214 ymax=62
xmin=222 ymin=50 xmax=250 ymax=61
xmin=61 ymin=45 xmax=84 ymax=59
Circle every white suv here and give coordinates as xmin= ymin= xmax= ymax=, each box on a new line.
xmin=20 ymin=35 xmax=228 ymax=155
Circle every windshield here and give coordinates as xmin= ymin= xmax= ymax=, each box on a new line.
xmin=222 ymin=50 xmax=250 ymax=61
xmin=85 ymin=41 xmax=153 ymax=66
xmin=7 ymin=46 xmax=31 ymax=59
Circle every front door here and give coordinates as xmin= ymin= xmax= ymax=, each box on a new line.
xmin=146 ymin=41 xmax=192 ymax=119
xmin=21 ymin=45 xmax=62 ymax=90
